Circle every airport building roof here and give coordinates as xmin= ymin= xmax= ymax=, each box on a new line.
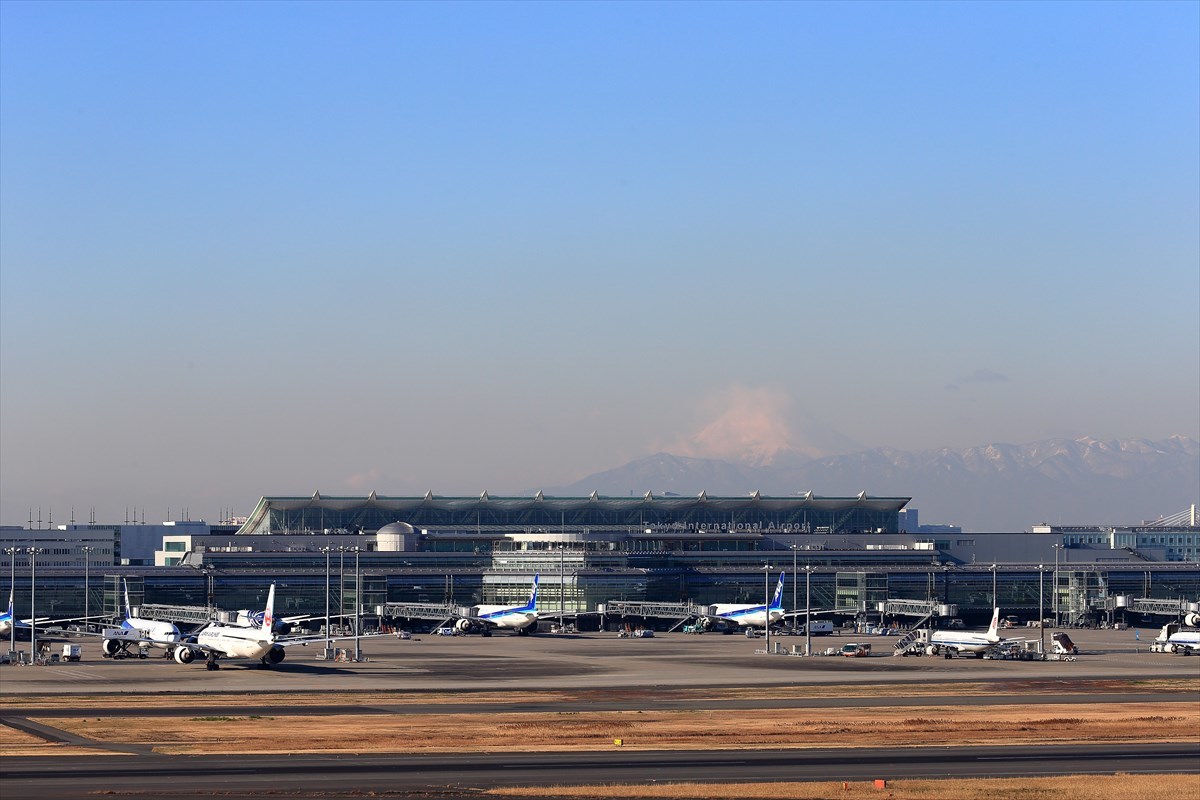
xmin=237 ymin=492 xmax=912 ymax=536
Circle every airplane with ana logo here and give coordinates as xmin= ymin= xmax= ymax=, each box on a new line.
xmin=450 ymin=575 xmax=543 ymax=636
xmin=702 ymin=574 xmax=787 ymax=629
xmin=97 ymin=580 xmax=183 ymax=658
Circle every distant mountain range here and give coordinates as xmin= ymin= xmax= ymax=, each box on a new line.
xmin=541 ymin=436 xmax=1199 ymax=532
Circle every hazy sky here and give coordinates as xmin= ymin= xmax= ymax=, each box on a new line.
xmin=2 ymin=1 xmax=1197 ymax=526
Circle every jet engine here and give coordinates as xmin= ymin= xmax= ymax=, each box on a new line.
xmin=1184 ymin=612 xmax=1200 ymax=627
xmin=101 ymin=638 xmax=123 ymax=657
xmin=455 ymin=619 xmax=477 ymax=634
xmin=173 ymin=647 xmax=195 ymax=664
xmin=266 ymin=644 xmax=286 ymax=664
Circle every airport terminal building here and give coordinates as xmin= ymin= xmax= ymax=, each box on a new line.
xmin=3 ymin=494 xmax=1198 ymax=631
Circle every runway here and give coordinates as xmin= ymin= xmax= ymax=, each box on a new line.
xmin=3 ymin=743 xmax=1198 ymax=799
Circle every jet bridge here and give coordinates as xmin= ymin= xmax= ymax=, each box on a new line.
xmin=1091 ymin=596 xmax=1200 ymax=626
xmin=378 ymin=602 xmax=464 ymax=626
xmin=136 ymin=604 xmax=216 ymax=627
xmin=598 ymin=601 xmax=709 ymax=632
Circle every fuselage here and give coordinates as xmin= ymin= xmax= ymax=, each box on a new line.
xmin=930 ymin=608 xmax=1002 ymax=653
xmin=471 ymin=604 xmax=538 ymax=631
xmin=1167 ymin=630 xmax=1200 ymax=653
xmin=197 ymin=624 xmax=274 ymax=660
xmin=120 ymin=617 xmax=182 ymax=649
xmin=709 ymin=604 xmax=785 ymax=628
xmin=928 ymin=630 xmax=999 ymax=653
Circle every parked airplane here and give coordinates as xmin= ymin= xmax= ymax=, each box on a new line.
xmin=451 ymin=575 xmax=542 ymax=636
xmin=99 ymin=580 xmax=183 ymax=657
xmin=927 ymin=607 xmax=1003 ymax=657
xmin=0 ymin=591 xmax=104 ymax=638
xmin=168 ymin=583 xmax=373 ymax=669
xmin=702 ymin=574 xmax=786 ymax=629
xmin=1165 ymin=628 xmax=1200 ymax=655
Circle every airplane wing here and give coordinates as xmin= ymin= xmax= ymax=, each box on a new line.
xmin=274 ymin=631 xmax=392 ymax=648
xmin=18 ymin=614 xmax=108 ymax=626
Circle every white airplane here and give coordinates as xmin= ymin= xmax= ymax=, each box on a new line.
xmin=0 ymin=591 xmax=105 ymax=638
xmin=99 ymin=580 xmax=182 ymax=657
xmin=168 ymin=583 xmax=373 ymax=669
xmin=702 ymin=574 xmax=787 ymax=629
xmin=928 ymin=607 xmax=1003 ymax=658
xmin=1164 ymin=628 xmax=1200 ymax=655
xmin=451 ymin=575 xmax=542 ymax=636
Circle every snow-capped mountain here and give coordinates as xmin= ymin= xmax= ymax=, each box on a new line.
xmin=541 ymin=436 xmax=1199 ymax=532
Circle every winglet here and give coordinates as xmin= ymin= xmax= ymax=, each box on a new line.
xmin=262 ymin=584 xmax=276 ymax=633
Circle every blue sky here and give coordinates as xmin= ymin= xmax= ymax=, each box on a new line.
xmin=2 ymin=1 xmax=1197 ymax=525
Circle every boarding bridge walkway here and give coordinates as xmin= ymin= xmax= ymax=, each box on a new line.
xmin=1091 ymin=596 xmax=1200 ymax=617
xmin=875 ymin=599 xmax=957 ymax=619
xmin=137 ymin=604 xmax=217 ymax=626
xmin=379 ymin=602 xmax=464 ymax=622
xmin=598 ymin=601 xmax=709 ymax=632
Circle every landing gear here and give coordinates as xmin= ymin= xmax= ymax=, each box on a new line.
xmin=206 ymin=654 xmax=220 ymax=671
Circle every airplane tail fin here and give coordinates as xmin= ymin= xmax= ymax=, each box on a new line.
xmin=987 ymin=607 xmax=1001 ymax=640
xmin=4 ymin=590 xmax=12 ymax=620
xmin=262 ymin=584 xmax=276 ymax=634
xmin=771 ymin=574 xmax=785 ymax=611
xmin=122 ymin=579 xmax=133 ymax=620
xmin=523 ymin=574 xmax=539 ymax=612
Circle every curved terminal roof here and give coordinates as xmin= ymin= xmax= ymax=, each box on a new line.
xmin=237 ymin=492 xmax=911 ymax=536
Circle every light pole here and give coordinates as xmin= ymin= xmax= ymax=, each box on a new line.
xmin=203 ymin=567 xmax=215 ymax=619
xmin=352 ymin=546 xmax=362 ymax=661
xmin=81 ymin=545 xmax=94 ymax=631
xmin=337 ymin=546 xmax=347 ymax=631
xmin=320 ymin=546 xmax=332 ymax=653
xmin=559 ymin=545 xmax=566 ymax=623
xmin=762 ymin=565 xmax=771 ymax=655
xmin=1038 ymin=564 xmax=1045 ymax=655
xmin=1052 ymin=544 xmax=1064 ymax=627
xmin=803 ymin=564 xmax=814 ymax=656
xmin=990 ymin=564 xmax=998 ymax=610
xmin=28 ymin=547 xmax=43 ymax=663
xmin=790 ymin=545 xmax=798 ymax=632
xmin=4 ymin=547 xmax=16 ymax=656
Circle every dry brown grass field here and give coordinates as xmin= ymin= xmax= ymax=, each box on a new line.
xmin=20 ymin=701 xmax=1197 ymax=757
xmin=487 ymin=774 xmax=1198 ymax=800
xmin=1 ymin=677 xmax=1191 ymax=710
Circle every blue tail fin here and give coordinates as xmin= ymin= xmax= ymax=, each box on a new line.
xmin=770 ymin=574 xmax=785 ymax=611
xmin=522 ymin=574 xmax=539 ymax=612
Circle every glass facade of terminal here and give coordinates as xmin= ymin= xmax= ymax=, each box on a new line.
xmin=238 ymin=494 xmax=911 ymax=537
